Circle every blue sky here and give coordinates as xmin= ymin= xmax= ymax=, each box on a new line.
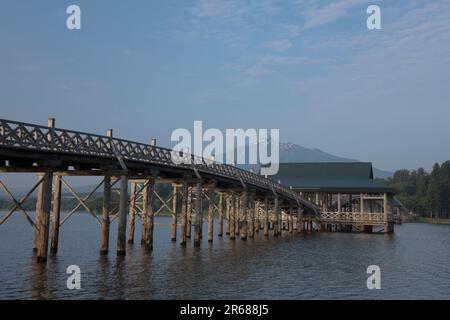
xmin=1 ymin=0 xmax=450 ymax=172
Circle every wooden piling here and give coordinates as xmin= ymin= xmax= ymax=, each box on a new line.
xmin=143 ymin=179 xmax=155 ymax=251
xmin=193 ymin=182 xmax=202 ymax=246
xmin=117 ymin=175 xmax=129 ymax=256
xmin=207 ymin=189 xmax=214 ymax=242
xmin=225 ymin=194 xmax=231 ymax=236
xmin=263 ymin=197 xmax=269 ymax=237
xmin=180 ymin=181 xmax=188 ymax=246
xmin=187 ymin=186 xmax=192 ymax=239
xmin=127 ymin=182 xmax=137 ymax=244
xmin=230 ymin=192 xmax=236 ymax=240
xmin=288 ymin=207 xmax=293 ymax=233
xmin=254 ymin=200 xmax=260 ymax=234
xmin=274 ymin=197 xmax=280 ymax=237
xmin=35 ymin=172 xmax=53 ymax=262
xmin=248 ymin=192 xmax=255 ymax=238
xmin=218 ymin=193 xmax=224 ymax=237
xmin=49 ymin=175 xmax=62 ymax=255
xmin=171 ymin=185 xmax=178 ymax=242
xmin=235 ymin=194 xmax=241 ymax=237
xmin=240 ymin=190 xmax=248 ymax=241
xmin=100 ymin=175 xmax=111 ymax=255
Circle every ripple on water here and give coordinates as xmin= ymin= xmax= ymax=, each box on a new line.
xmin=1 ymin=213 xmax=450 ymax=299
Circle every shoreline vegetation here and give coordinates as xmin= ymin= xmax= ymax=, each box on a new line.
xmin=376 ymin=160 xmax=450 ymax=224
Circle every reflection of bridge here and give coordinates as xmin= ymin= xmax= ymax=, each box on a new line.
xmin=0 ymin=118 xmax=319 ymax=262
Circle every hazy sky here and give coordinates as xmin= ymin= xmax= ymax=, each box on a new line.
xmin=1 ymin=0 xmax=450 ymax=173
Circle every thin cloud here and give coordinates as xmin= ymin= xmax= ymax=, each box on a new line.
xmin=303 ymin=0 xmax=364 ymax=30
xmin=262 ymin=39 xmax=293 ymax=52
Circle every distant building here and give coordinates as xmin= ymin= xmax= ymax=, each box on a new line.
xmin=269 ymin=162 xmax=399 ymax=233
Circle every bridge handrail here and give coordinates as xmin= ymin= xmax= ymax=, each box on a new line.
xmin=0 ymin=118 xmax=317 ymax=211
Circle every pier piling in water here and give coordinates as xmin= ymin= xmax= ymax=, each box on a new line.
xmin=49 ymin=175 xmax=61 ymax=255
xmin=127 ymin=182 xmax=137 ymax=244
xmin=207 ymin=189 xmax=214 ymax=243
xmin=100 ymin=175 xmax=111 ymax=255
xmin=143 ymin=179 xmax=155 ymax=251
xmin=117 ymin=175 xmax=129 ymax=256
xmin=35 ymin=172 xmax=53 ymax=262
xmin=171 ymin=184 xmax=178 ymax=242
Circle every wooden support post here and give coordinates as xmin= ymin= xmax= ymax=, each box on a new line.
xmin=360 ymin=192 xmax=364 ymax=215
xmin=207 ymin=189 xmax=214 ymax=242
xmin=193 ymin=182 xmax=202 ymax=246
xmin=225 ymin=194 xmax=231 ymax=236
xmin=274 ymin=197 xmax=280 ymax=237
xmin=349 ymin=194 xmax=353 ymax=212
xmin=288 ymin=207 xmax=293 ymax=233
xmin=240 ymin=190 xmax=248 ymax=241
xmin=49 ymin=175 xmax=62 ymax=255
xmin=140 ymin=187 xmax=147 ymax=246
xmin=337 ymin=192 xmax=341 ymax=214
xmin=254 ymin=200 xmax=260 ymax=234
xmin=230 ymin=192 xmax=236 ymax=240
xmin=180 ymin=181 xmax=188 ymax=246
xmin=235 ymin=194 xmax=240 ymax=237
xmin=35 ymin=172 xmax=53 ymax=262
xmin=171 ymin=185 xmax=178 ymax=242
xmin=384 ymin=192 xmax=389 ymax=233
xmin=143 ymin=179 xmax=155 ymax=250
xmin=218 ymin=193 xmax=224 ymax=237
xmin=117 ymin=175 xmax=129 ymax=256
xmin=248 ymin=192 xmax=255 ymax=238
xmin=100 ymin=175 xmax=111 ymax=255
xmin=263 ymin=197 xmax=269 ymax=237
xmin=297 ymin=208 xmax=303 ymax=233
xmin=127 ymin=182 xmax=137 ymax=244
xmin=187 ymin=186 xmax=192 ymax=239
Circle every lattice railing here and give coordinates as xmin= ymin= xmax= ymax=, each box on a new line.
xmin=320 ymin=211 xmax=394 ymax=223
xmin=0 ymin=119 xmax=317 ymax=211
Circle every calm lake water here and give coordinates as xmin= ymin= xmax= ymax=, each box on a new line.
xmin=0 ymin=212 xmax=450 ymax=299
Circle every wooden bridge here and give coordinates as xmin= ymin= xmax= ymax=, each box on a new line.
xmin=0 ymin=118 xmax=321 ymax=262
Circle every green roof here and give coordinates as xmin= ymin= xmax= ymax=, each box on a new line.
xmin=270 ymin=162 xmax=394 ymax=194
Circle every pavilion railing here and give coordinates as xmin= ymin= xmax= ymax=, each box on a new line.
xmin=320 ymin=211 xmax=394 ymax=223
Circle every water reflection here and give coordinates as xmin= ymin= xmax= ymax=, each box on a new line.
xmin=1 ymin=214 xmax=450 ymax=299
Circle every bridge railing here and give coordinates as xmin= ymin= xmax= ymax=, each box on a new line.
xmin=0 ymin=119 xmax=316 ymax=210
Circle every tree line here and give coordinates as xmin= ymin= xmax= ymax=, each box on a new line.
xmin=378 ymin=160 xmax=450 ymax=218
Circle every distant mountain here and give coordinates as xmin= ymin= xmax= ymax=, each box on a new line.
xmin=278 ymin=142 xmax=393 ymax=178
